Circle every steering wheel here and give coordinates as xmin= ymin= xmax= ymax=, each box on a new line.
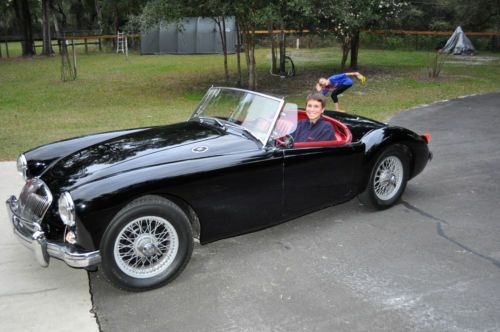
xmin=276 ymin=134 xmax=294 ymax=148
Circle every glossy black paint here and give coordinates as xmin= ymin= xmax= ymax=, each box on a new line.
xmin=23 ymin=110 xmax=431 ymax=251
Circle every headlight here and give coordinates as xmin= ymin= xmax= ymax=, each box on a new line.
xmin=58 ymin=192 xmax=76 ymax=227
xmin=16 ymin=154 xmax=27 ymax=180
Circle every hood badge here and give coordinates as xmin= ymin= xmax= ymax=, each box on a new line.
xmin=192 ymin=146 xmax=208 ymax=153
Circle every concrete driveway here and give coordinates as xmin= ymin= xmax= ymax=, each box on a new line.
xmin=2 ymin=93 xmax=499 ymax=331
xmin=0 ymin=163 xmax=98 ymax=331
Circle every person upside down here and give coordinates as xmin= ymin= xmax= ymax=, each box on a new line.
xmin=316 ymin=72 xmax=366 ymax=112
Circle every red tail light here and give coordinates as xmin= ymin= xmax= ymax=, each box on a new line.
xmin=423 ymin=133 xmax=431 ymax=143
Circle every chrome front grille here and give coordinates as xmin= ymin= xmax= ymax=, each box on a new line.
xmin=17 ymin=178 xmax=53 ymax=223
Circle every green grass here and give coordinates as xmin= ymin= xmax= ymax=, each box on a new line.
xmin=1 ymin=46 xmax=499 ymax=160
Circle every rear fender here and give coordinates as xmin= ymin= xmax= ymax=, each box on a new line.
xmin=358 ymin=127 xmax=424 ymax=193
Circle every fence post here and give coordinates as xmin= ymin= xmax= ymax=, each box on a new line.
xmin=6 ymin=41 xmax=9 ymax=58
xmin=84 ymin=38 xmax=88 ymax=54
xmin=98 ymin=38 xmax=102 ymax=51
xmin=0 ymin=42 xmax=2 ymax=59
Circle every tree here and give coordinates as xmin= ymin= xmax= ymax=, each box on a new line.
xmin=136 ymin=0 xmax=267 ymax=88
xmin=187 ymin=0 xmax=233 ymax=82
xmin=401 ymin=0 xmax=500 ymax=32
xmin=314 ymin=0 xmax=406 ymax=69
xmin=0 ymin=1 xmax=17 ymax=37
xmin=231 ymin=1 xmax=271 ymax=90
xmin=12 ymin=0 xmax=36 ymax=56
xmin=264 ymin=0 xmax=311 ymax=76
xmin=42 ymin=0 xmax=55 ymax=55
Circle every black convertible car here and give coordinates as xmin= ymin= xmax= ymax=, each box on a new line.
xmin=7 ymin=87 xmax=431 ymax=291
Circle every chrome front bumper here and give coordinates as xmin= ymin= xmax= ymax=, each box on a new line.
xmin=6 ymin=196 xmax=101 ymax=268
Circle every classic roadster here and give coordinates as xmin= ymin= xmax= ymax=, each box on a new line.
xmin=6 ymin=87 xmax=431 ymax=291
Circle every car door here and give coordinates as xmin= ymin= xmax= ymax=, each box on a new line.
xmin=282 ymin=142 xmax=365 ymax=215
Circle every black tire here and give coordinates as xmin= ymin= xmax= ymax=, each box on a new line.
xmin=358 ymin=145 xmax=410 ymax=210
xmin=100 ymin=195 xmax=193 ymax=291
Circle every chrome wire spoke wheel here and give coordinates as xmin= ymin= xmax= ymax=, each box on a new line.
xmin=373 ymin=156 xmax=404 ymax=201
xmin=114 ymin=216 xmax=179 ymax=279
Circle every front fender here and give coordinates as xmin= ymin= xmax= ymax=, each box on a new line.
xmin=69 ymin=150 xmax=266 ymax=250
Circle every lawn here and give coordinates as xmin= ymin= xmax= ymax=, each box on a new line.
xmin=1 ymin=45 xmax=499 ymax=160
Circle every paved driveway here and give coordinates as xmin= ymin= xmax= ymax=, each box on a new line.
xmin=2 ymin=93 xmax=499 ymax=331
xmin=90 ymin=93 xmax=500 ymax=331
xmin=0 ymin=163 xmax=98 ymax=332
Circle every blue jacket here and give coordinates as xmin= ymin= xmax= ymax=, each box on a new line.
xmin=292 ymin=118 xmax=335 ymax=142
xmin=322 ymin=74 xmax=353 ymax=96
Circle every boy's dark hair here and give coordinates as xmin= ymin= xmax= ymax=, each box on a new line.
xmin=306 ymin=93 xmax=326 ymax=109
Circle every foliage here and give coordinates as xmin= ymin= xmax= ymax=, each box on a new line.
xmin=260 ymin=0 xmax=312 ymax=75
xmin=400 ymin=0 xmax=500 ymax=32
xmin=128 ymin=0 xmax=184 ymax=32
xmin=0 ymin=1 xmax=16 ymax=35
xmin=312 ymin=0 xmax=407 ymax=69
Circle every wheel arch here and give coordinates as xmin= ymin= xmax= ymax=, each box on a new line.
xmin=359 ymin=130 xmax=415 ymax=194
xmin=103 ymin=192 xmax=202 ymax=242
xmin=75 ymin=188 xmax=202 ymax=251
xmin=156 ymin=194 xmax=201 ymax=241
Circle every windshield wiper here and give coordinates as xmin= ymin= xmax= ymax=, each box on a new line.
xmin=196 ymin=116 xmax=227 ymax=130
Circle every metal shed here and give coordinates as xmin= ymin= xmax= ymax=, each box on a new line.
xmin=141 ymin=17 xmax=236 ymax=54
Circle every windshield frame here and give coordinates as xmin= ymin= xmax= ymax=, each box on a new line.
xmin=190 ymin=87 xmax=285 ymax=147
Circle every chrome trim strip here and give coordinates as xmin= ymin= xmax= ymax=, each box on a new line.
xmin=6 ymin=196 xmax=101 ymax=268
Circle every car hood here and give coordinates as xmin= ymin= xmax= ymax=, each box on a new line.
xmin=42 ymin=121 xmax=258 ymax=190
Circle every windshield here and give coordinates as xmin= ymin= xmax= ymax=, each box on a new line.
xmin=191 ymin=87 xmax=284 ymax=145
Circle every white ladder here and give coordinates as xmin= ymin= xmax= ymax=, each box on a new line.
xmin=116 ymin=31 xmax=128 ymax=56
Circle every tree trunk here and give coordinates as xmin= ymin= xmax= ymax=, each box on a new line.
xmin=243 ymin=33 xmax=251 ymax=88
xmin=235 ymin=22 xmax=242 ymax=87
xmin=53 ymin=1 xmax=68 ymax=31
xmin=213 ymin=17 xmax=229 ymax=81
xmin=248 ymin=44 xmax=256 ymax=90
xmin=341 ymin=42 xmax=350 ymax=71
xmin=268 ymin=22 xmax=277 ymax=74
xmin=349 ymin=30 xmax=360 ymax=70
xmin=42 ymin=0 xmax=54 ymax=56
xmin=221 ymin=17 xmax=229 ymax=81
xmin=237 ymin=13 xmax=257 ymax=90
xmin=243 ymin=27 xmax=256 ymax=90
xmin=279 ymin=30 xmax=286 ymax=74
xmin=114 ymin=4 xmax=119 ymax=34
xmin=13 ymin=0 xmax=35 ymax=56
xmin=95 ymin=0 xmax=103 ymax=33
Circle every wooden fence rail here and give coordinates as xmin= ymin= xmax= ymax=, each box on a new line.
xmin=1 ymin=30 xmax=498 ymax=59
xmin=0 ymin=34 xmax=140 ymax=59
